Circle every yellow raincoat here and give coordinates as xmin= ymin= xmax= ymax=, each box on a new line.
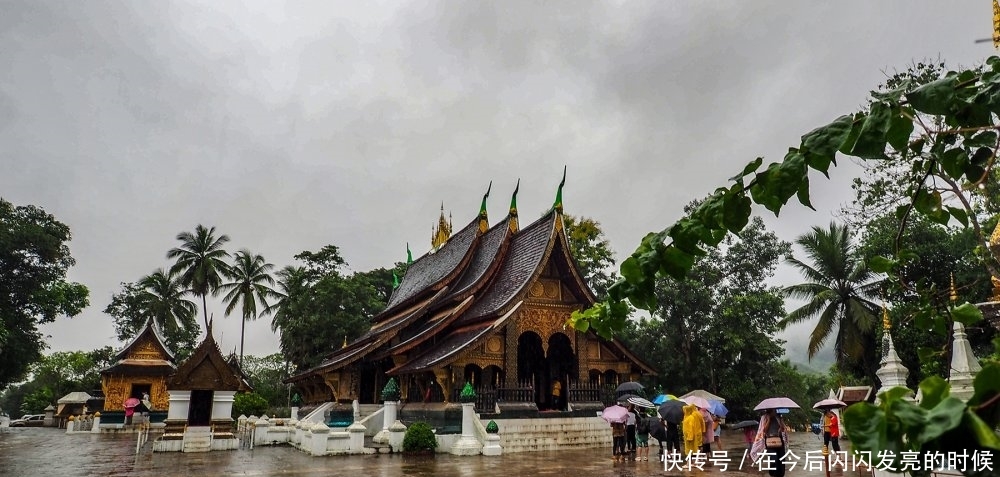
xmin=681 ymin=404 xmax=705 ymax=455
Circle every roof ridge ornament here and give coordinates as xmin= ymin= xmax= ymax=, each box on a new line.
xmin=553 ymin=165 xmax=566 ymax=214
xmin=509 ymin=179 xmax=520 ymax=233
xmin=479 ymin=181 xmax=492 ymax=233
xmin=432 ymin=203 xmax=453 ymax=251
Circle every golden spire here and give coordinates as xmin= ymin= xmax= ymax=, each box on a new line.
xmin=478 ymin=182 xmax=491 ymax=233
xmin=882 ymin=303 xmax=891 ymax=331
xmin=994 ymin=0 xmax=1000 ymax=49
xmin=950 ymin=273 xmax=958 ymax=303
xmin=431 ymin=203 xmax=452 ymax=250
xmin=342 ymin=336 xmax=348 ymax=348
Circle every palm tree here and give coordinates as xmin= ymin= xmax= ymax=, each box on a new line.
xmin=780 ymin=222 xmax=882 ymax=379
xmin=138 ymin=268 xmax=198 ymax=351
xmin=219 ymin=249 xmax=278 ymax=365
xmin=167 ymin=225 xmax=231 ymax=329
xmin=267 ymin=265 xmax=308 ymax=333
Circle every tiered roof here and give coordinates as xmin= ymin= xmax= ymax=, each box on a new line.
xmin=168 ymin=324 xmax=252 ymax=392
xmin=101 ymin=319 xmax=176 ymax=376
xmin=288 ymin=184 xmax=654 ymax=383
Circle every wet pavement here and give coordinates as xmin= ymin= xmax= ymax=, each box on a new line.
xmin=0 ymin=427 xmax=861 ymax=477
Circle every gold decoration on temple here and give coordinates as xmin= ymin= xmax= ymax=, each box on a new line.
xmin=431 ymin=203 xmax=452 ymax=250
xmin=994 ymin=0 xmax=1000 ymax=49
xmin=478 ymin=181 xmax=491 ymax=234
xmin=509 ymin=179 xmax=520 ymax=234
xmin=882 ymin=303 xmax=891 ymax=332
xmin=950 ymin=273 xmax=958 ymax=302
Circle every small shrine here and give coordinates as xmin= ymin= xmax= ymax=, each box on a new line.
xmin=157 ymin=323 xmax=251 ymax=452
xmin=100 ymin=319 xmax=176 ymax=425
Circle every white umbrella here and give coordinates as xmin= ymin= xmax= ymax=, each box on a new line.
xmin=627 ymin=396 xmax=656 ymax=409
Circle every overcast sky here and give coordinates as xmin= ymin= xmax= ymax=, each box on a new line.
xmin=1 ymin=1 xmax=992 ymax=367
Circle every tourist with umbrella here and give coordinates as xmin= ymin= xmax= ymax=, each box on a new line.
xmin=657 ymin=400 xmax=683 ymax=457
xmin=814 ymin=398 xmax=846 ymax=454
xmin=751 ymin=397 xmax=798 ymax=477
xmin=681 ymin=403 xmax=705 ymax=456
xmin=601 ymin=404 xmax=628 ymax=463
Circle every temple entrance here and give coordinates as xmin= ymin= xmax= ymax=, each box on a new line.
xmin=463 ymin=364 xmax=483 ymax=387
xmin=188 ymin=390 xmax=213 ymax=426
xmin=547 ymin=333 xmax=575 ymax=410
xmin=484 ymin=365 xmax=504 ymax=388
xmin=517 ymin=331 xmax=545 ymax=405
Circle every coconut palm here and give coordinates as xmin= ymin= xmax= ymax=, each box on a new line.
xmin=167 ymin=225 xmax=231 ymax=329
xmin=138 ymin=268 xmax=198 ymax=351
xmin=780 ymin=222 xmax=882 ymax=379
xmin=219 ymin=249 xmax=278 ymax=365
xmin=267 ymin=265 xmax=308 ymax=333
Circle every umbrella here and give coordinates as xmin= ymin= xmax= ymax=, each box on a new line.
xmin=627 ymin=396 xmax=656 ymax=409
xmin=683 ymin=396 xmax=711 ymax=410
xmin=813 ymin=398 xmax=847 ymax=410
xmin=680 ymin=389 xmax=726 ymax=403
xmin=753 ymin=397 xmax=800 ymax=411
xmin=649 ymin=418 xmax=667 ymax=442
xmin=123 ymin=397 xmax=141 ymax=408
xmin=602 ymin=404 xmax=629 ymax=424
xmin=658 ymin=400 xmax=685 ymax=424
xmin=708 ymin=400 xmax=728 ymax=417
xmin=617 ymin=393 xmax=642 ymax=403
xmin=731 ymin=419 xmax=759 ymax=430
xmin=616 ymin=382 xmax=644 ymax=393
xmin=652 ymin=394 xmax=677 ymax=405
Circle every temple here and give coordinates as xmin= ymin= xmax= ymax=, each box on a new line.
xmin=100 ymin=319 xmax=176 ymax=421
xmin=287 ymin=178 xmax=655 ymax=410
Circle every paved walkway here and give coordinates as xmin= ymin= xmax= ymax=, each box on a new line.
xmin=0 ymin=427 xmax=861 ymax=477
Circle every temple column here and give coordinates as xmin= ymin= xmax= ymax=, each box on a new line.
xmin=433 ymin=368 xmax=450 ymax=402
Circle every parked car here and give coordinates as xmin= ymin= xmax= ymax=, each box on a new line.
xmin=10 ymin=414 xmax=45 ymax=427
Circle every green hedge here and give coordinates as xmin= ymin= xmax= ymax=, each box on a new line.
xmin=402 ymin=421 xmax=438 ymax=453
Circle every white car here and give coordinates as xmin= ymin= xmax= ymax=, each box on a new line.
xmin=9 ymin=414 xmax=45 ymax=427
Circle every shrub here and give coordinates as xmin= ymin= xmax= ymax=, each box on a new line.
xmin=402 ymin=421 xmax=437 ymax=453
xmin=232 ymin=392 xmax=269 ymax=418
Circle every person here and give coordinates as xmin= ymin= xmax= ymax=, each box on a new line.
xmin=823 ymin=409 xmax=841 ymax=452
xmin=611 ymin=419 xmax=627 ymax=462
xmin=551 ymin=380 xmax=562 ymax=410
xmin=625 ymin=404 xmax=638 ymax=460
xmin=666 ymin=419 xmax=682 ymax=457
xmin=699 ymin=406 xmax=714 ymax=455
xmin=635 ymin=411 xmax=651 ymax=461
xmin=752 ymin=409 xmax=788 ymax=477
xmin=713 ymin=416 xmax=723 ymax=451
xmin=681 ymin=404 xmax=705 ymax=457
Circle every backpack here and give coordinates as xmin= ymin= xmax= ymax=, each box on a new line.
xmin=636 ymin=416 xmax=650 ymax=434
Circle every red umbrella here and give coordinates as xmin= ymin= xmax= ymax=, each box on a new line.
xmin=124 ymin=397 xmax=141 ymax=408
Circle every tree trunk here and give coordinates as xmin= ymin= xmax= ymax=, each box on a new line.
xmin=202 ymin=294 xmax=209 ymax=329
xmin=240 ymin=314 xmax=246 ymax=367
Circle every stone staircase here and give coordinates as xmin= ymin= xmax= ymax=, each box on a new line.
xmin=182 ymin=426 xmax=212 ymax=453
xmin=491 ymin=416 xmax=611 ymax=453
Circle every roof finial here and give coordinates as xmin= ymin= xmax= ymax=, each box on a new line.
xmin=509 ymin=179 xmax=520 ymax=233
xmin=406 ymin=242 xmax=413 ymax=265
xmin=431 ymin=203 xmax=453 ymax=250
xmin=950 ymin=273 xmax=958 ymax=303
xmin=882 ymin=302 xmax=891 ymax=331
xmin=553 ymin=165 xmax=566 ymax=214
xmin=479 ymin=181 xmax=491 ymax=233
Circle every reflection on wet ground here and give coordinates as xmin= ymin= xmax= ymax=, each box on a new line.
xmin=0 ymin=427 xmax=860 ymax=477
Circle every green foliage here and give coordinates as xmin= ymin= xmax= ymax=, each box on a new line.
xmin=575 ymin=57 xmax=1000 ymax=476
xmin=269 ymin=246 xmax=396 ymax=370
xmin=0 ymin=199 xmax=90 ymax=388
xmin=0 ymin=347 xmax=115 ymax=414
xmin=219 ymin=249 xmax=279 ymax=364
xmin=381 ymin=377 xmax=401 ymax=401
xmin=779 ymin=222 xmax=882 ymax=381
xmin=402 ymin=421 xmax=438 ymax=453
xmin=232 ymin=392 xmax=269 ymax=418
xmin=618 ymin=216 xmax=791 ymax=419
xmin=563 ymin=215 xmax=618 ymax=299
xmin=167 ymin=224 xmax=231 ymax=328
xmin=104 ymin=271 xmax=200 ymax=360
xmin=239 ymin=354 xmax=292 ymax=409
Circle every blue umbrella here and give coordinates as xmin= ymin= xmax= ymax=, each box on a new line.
xmin=709 ymin=400 xmax=728 ymax=417
xmin=652 ymin=394 xmax=676 ymax=405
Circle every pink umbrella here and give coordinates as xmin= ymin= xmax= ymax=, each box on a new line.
xmin=601 ymin=404 xmax=629 ymax=424
xmin=754 ymin=397 xmax=800 ymax=411
xmin=683 ymin=396 xmax=711 ymax=410
xmin=124 ymin=397 xmax=141 ymax=408
xmin=813 ymin=398 xmax=847 ymax=410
